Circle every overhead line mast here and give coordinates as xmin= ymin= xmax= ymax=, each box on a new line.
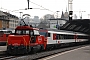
xmin=27 ymin=0 xmax=29 ymax=9
xmin=68 ymin=0 xmax=73 ymax=21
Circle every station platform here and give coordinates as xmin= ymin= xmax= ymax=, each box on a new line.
xmin=40 ymin=45 xmax=90 ymax=60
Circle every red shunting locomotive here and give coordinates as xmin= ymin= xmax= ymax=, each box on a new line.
xmin=7 ymin=21 xmax=47 ymax=54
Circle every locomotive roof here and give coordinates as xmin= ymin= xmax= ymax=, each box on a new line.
xmin=15 ymin=26 xmax=39 ymax=30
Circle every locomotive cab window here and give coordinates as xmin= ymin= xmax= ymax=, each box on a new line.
xmin=15 ymin=30 xmax=30 ymax=35
xmin=26 ymin=30 xmax=29 ymax=34
xmin=34 ymin=30 xmax=39 ymax=35
xmin=30 ymin=30 xmax=34 ymax=36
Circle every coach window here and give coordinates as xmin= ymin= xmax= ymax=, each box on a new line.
xmin=57 ymin=34 xmax=60 ymax=40
xmin=83 ymin=36 xmax=87 ymax=39
xmin=68 ymin=35 xmax=71 ymax=39
xmin=58 ymin=34 xmax=61 ymax=39
xmin=64 ymin=34 xmax=67 ymax=39
xmin=78 ymin=35 xmax=80 ymax=39
xmin=0 ymin=31 xmax=3 ymax=37
xmin=83 ymin=36 xmax=85 ymax=39
xmin=66 ymin=35 xmax=68 ymax=39
xmin=56 ymin=34 xmax=58 ymax=39
xmin=59 ymin=35 xmax=61 ymax=39
xmin=70 ymin=35 xmax=74 ymax=39
xmin=60 ymin=34 xmax=64 ymax=39
xmin=69 ymin=35 xmax=71 ymax=39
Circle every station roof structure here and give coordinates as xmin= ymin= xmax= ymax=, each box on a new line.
xmin=61 ymin=19 xmax=90 ymax=35
xmin=49 ymin=18 xmax=68 ymax=21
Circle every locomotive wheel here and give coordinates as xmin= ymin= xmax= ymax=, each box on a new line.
xmin=31 ymin=47 xmax=37 ymax=53
xmin=25 ymin=47 xmax=30 ymax=54
xmin=40 ymin=45 xmax=44 ymax=51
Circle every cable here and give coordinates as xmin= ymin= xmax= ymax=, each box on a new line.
xmin=29 ymin=1 xmax=55 ymax=13
xmin=0 ymin=0 xmax=59 ymax=17
xmin=0 ymin=7 xmax=22 ymax=13
xmin=0 ymin=7 xmax=12 ymax=12
xmin=1 ymin=1 xmax=55 ymax=14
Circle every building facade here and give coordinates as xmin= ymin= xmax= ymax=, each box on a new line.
xmin=0 ymin=11 xmax=19 ymax=29
xmin=49 ymin=19 xmax=67 ymax=29
xmin=9 ymin=17 xmax=18 ymax=29
xmin=0 ymin=11 xmax=9 ymax=29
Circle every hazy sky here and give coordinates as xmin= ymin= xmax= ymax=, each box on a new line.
xmin=0 ymin=0 xmax=90 ymax=18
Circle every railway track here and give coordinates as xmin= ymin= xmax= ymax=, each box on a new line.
xmin=0 ymin=56 xmax=17 ymax=60
xmin=0 ymin=44 xmax=89 ymax=60
xmin=0 ymin=51 xmax=21 ymax=60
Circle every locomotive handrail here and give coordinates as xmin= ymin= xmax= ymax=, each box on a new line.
xmin=22 ymin=36 xmax=27 ymax=46
xmin=30 ymin=36 xmax=35 ymax=43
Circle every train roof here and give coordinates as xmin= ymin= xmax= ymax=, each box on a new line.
xmin=15 ymin=26 xmax=39 ymax=30
xmin=42 ymin=28 xmax=89 ymax=36
xmin=42 ymin=28 xmax=74 ymax=33
xmin=0 ymin=29 xmax=13 ymax=31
